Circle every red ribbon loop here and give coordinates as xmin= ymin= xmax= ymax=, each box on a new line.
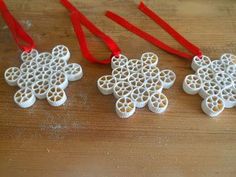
xmin=60 ymin=0 xmax=121 ymax=64
xmin=106 ymin=2 xmax=202 ymax=60
xmin=0 ymin=0 xmax=35 ymax=52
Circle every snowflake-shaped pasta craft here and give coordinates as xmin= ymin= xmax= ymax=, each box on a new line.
xmin=183 ymin=54 xmax=236 ymax=118
xmin=97 ymin=52 xmax=176 ymax=119
xmin=4 ymin=45 xmax=83 ymax=108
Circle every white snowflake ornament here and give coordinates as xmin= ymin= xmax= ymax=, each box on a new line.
xmin=4 ymin=46 xmax=83 ymax=108
xmin=97 ymin=52 xmax=176 ymax=119
xmin=183 ymin=53 xmax=236 ymax=118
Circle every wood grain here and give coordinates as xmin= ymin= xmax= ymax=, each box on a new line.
xmin=0 ymin=0 xmax=236 ymax=177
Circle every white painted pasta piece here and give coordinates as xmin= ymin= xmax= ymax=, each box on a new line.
xmin=50 ymin=71 xmax=68 ymax=90
xmin=97 ymin=75 xmax=116 ymax=95
xmin=210 ymin=60 xmax=226 ymax=73
xmin=199 ymin=80 xmax=221 ymax=99
xmin=141 ymin=52 xmax=158 ymax=66
xmin=220 ymin=53 xmax=236 ymax=66
xmin=141 ymin=65 xmax=160 ymax=79
xmin=49 ymin=57 xmax=67 ymax=72
xmin=214 ymin=72 xmax=233 ymax=89
xmin=52 ymin=45 xmax=70 ymax=62
xmin=32 ymin=80 xmax=50 ymax=99
xmin=4 ymin=67 xmax=21 ymax=86
xmin=220 ymin=88 xmax=236 ymax=108
xmin=36 ymin=52 xmax=53 ymax=66
xmin=148 ymin=92 xmax=168 ymax=114
xmin=159 ymin=69 xmax=176 ymax=89
xmin=21 ymin=49 xmax=38 ymax=62
xmin=34 ymin=66 xmax=53 ymax=81
xmin=226 ymin=65 xmax=236 ymax=79
xmin=113 ymin=81 xmax=133 ymax=99
xmin=111 ymin=54 xmax=128 ymax=69
xmin=128 ymin=72 xmax=146 ymax=89
xmin=64 ymin=63 xmax=83 ymax=81
xmin=20 ymin=60 xmax=38 ymax=74
xmin=196 ymin=66 xmax=215 ymax=83
xmin=201 ymin=95 xmax=224 ymax=117
xmin=191 ymin=55 xmax=211 ymax=71
xmin=183 ymin=74 xmax=202 ymax=95
xmin=14 ymin=87 xmax=36 ymax=108
xmin=116 ymin=97 xmax=136 ymax=118
xmin=17 ymin=73 xmax=36 ymax=89
xmin=46 ymin=86 xmax=67 ymax=107
xmin=112 ymin=66 xmax=130 ymax=81
xmin=130 ymin=87 xmax=150 ymax=108
xmin=126 ymin=59 xmax=143 ymax=73
xmin=144 ymin=77 xmax=163 ymax=96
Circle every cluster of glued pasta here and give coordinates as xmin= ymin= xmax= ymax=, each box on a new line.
xmin=4 ymin=45 xmax=83 ymax=108
xmin=183 ymin=53 xmax=236 ymax=117
xmin=97 ymin=52 xmax=176 ymax=118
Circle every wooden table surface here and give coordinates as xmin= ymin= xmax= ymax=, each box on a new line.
xmin=0 ymin=0 xmax=236 ymax=177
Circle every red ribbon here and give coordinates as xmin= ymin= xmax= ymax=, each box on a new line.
xmin=0 ymin=0 xmax=35 ymax=52
xmin=106 ymin=2 xmax=202 ymax=60
xmin=60 ymin=0 xmax=121 ymax=64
